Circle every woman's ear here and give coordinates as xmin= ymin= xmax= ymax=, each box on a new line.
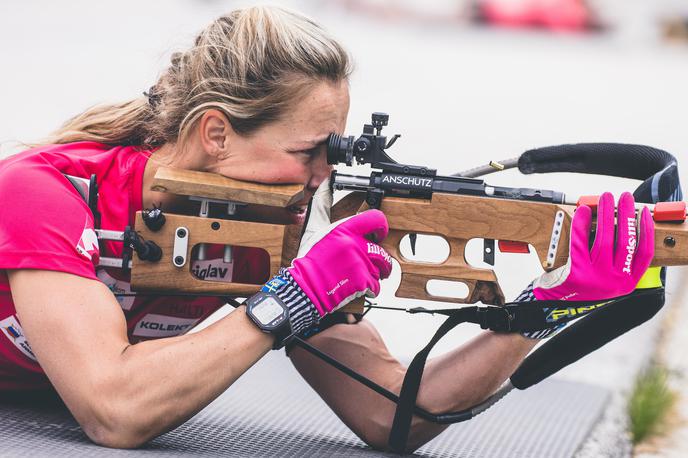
xmin=198 ymin=109 xmax=234 ymax=159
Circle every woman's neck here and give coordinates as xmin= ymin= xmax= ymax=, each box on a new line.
xmin=141 ymin=143 xmax=194 ymax=213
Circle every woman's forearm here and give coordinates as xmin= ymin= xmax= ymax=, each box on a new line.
xmin=95 ymin=306 xmax=272 ymax=446
xmin=406 ymin=332 xmax=537 ymax=450
xmin=420 ymin=332 xmax=536 ymax=410
xmin=289 ymin=321 xmax=537 ymax=453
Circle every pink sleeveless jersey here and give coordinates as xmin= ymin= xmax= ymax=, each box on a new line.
xmin=0 ymin=143 xmax=269 ymax=390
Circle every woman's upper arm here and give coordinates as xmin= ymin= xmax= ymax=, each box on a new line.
xmin=8 ymin=269 xmax=130 ymax=421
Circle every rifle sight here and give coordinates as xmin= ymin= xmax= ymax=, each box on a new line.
xmin=327 ymin=112 xmax=400 ymax=169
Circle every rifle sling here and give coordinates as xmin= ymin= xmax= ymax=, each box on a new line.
xmin=385 ymin=288 xmax=663 ymax=453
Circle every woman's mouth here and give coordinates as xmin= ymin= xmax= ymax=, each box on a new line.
xmin=287 ymin=204 xmax=308 ymax=224
xmin=287 ymin=204 xmax=308 ymax=215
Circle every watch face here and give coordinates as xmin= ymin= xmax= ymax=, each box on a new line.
xmin=254 ymin=296 xmax=286 ymax=327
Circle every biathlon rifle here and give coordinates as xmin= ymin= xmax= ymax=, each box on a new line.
xmin=103 ymin=112 xmax=686 ymax=310
xmin=314 ymin=112 xmax=687 ymax=452
xmin=328 ymin=112 xmax=688 ymax=305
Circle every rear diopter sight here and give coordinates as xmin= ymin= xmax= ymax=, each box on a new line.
xmin=327 ymin=112 xmax=400 ymax=168
xmin=327 ymin=133 xmax=355 ymax=166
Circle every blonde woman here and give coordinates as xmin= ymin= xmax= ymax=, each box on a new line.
xmin=0 ymin=6 xmax=652 ymax=453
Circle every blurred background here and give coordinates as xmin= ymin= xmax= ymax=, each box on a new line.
xmin=1 ymin=0 xmax=688 ymax=452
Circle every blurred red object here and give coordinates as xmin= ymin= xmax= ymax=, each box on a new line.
xmin=476 ymin=0 xmax=599 ymax=32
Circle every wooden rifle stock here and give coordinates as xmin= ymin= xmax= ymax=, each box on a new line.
xmin=332 ymin=191 xmax=688 ymax=307
xmin=128 ymin=167 xmax=688 ymax=311
xmin=130 ymin=167 xmax=364 ymax=313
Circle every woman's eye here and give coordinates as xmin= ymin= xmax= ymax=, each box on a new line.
xmin=300 ymin=148 xmax=320 ymax=159
xmin=288 ymin=144 xmax=324 ymax=162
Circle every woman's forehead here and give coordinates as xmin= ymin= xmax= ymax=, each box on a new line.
xmin=274 ymin=81 xmax=349 ymax=141
xmin=293 ymin=81 xmax=349 ymax=123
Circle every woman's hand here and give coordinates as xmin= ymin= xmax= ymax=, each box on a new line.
xmin=266 ymin=209 xmax=394 ymax=338
xmin=533 ymin=192 xmax=654 ymax=301
xmin=288 ymin=209 xmax=393 ymax=316
xmin=260 ymin=178 xmax=393 ymax=338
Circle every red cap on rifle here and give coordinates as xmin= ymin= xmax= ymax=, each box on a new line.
xmin=654 ymin=201 xmax=687 ymax=222
xmin=577 ymin=195 xmax=600 ymax=214
xmin=498 ymin=240 xmax=530 ymax=254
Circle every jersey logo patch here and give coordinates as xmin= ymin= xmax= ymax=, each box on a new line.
xmin=76 ymin=226 xmax=99 ymax=261
xmin=132 ymin=314 xmax=199 ymax=338
xmin=0 ymin=316 xmax=37 ymax=362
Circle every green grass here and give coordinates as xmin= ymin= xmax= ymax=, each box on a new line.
xmin=628 ymin=365 xmax=676 ymax=444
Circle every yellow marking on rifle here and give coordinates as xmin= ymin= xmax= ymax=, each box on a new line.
xmin=549 ymin=302 xmax=609 ymax=322
xmin=636 ymin=267 xmax=662 ymax=289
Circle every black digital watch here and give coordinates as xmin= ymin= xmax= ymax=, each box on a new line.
xmin=245 ymin=291 xmax=293 ymax=349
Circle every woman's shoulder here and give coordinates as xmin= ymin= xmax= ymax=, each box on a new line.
xmin=0 ymin=142 xmax=149 ymax=192
xmin=1 ymin=146 xmax=78 ymax=198
xmin=0 ymin=144 xmax=105 ymax=276
xmin=0 ymin=148 xmax=70 ymax=194
xmin=0 ymin=143 xmax=117 ymax=219
xmin=2 ymin=141 xmax=110 ymax=162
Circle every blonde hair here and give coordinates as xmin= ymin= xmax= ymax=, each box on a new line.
xmin=45 ymin=6 xmax=352 ymax=147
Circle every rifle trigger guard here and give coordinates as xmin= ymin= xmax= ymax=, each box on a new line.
xmin=476 ymin=305 xmax=513 ymax=332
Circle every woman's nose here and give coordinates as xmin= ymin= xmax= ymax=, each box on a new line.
xmin=306 ymin=152 xmax=333 ymax=191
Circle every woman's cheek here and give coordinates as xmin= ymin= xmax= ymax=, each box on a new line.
xmin=264 ymin=161 xmax=309 ymax=184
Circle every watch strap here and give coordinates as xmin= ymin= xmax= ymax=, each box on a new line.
xmin=249 ymin=269 xmax=320 ymax=349
xmin=267 ymin=269 xmax=320 ymax=335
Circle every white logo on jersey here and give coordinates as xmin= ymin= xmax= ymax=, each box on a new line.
xmin=76 ymin=227 xmax=99 ymax=261
xmin=0 ymin=316 xmax=37 ymax=362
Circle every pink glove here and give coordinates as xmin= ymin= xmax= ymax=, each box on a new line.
xmin=255 ymin=180 xmax=393 ymax=340
xmin=533 ymin=192 xmax=654 ymax=301
xmin=288 ymin=210 xmax=393 ymax=316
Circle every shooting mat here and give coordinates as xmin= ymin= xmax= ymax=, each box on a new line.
xmin=0 ymin=352 xmax=608 ymax=458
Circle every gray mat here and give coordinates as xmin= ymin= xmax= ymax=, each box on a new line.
xmin=0 ymin=352 xmax=609 ymax=457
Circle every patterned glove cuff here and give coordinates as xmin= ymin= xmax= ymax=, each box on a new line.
xmin=264 ymin=268 xmax=320 ymax=336
xmin=516 ymin=282 xmax=567 ymax=340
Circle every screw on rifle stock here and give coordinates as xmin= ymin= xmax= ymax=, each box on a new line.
xmin=365 ymin=189 xmax=384 ymax=210
xmin=142 ymin=204 xmax=165 ymax=231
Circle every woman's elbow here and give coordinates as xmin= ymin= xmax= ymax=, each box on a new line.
xmin=79 ymin=397 xmax=151 ymax=449
xmin=358 ymin=391 xmax=492 ymax=453
xmin=84 ymin=425 xmax=148 ymax=449
xmin=355 ymin=420 xmax=433 ymax=455
xmin=355 ymin=420 xmax=393 ymax=452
